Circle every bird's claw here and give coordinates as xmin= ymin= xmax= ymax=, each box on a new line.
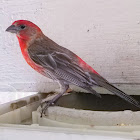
xmin=40 ymin=100 xmax=55 ymax=117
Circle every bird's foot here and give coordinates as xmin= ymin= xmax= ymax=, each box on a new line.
xmin=40 ymin=100 xmax=55 ymax=117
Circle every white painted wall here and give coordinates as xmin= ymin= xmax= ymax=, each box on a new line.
xmin=0 ymin=0 xmax=140 ymax=92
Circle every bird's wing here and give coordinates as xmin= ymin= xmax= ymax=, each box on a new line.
xmin=28 ymin=44 xmax=102 ymax=98
xmin=27 ymin=44 xmax=102 ymax=97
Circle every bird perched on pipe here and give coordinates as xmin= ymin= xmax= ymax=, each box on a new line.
xmin=6 ymin=20 xmax=140 ymax=116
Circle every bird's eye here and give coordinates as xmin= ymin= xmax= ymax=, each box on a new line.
xmin=20 ymin=25 xmax=26 ymax=29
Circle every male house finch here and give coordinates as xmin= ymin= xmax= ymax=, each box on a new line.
xmin=6 ymin=20 xmax=140 ymax=116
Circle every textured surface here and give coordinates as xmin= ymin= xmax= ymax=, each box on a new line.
xmin=1 ymin=0 xmax=140 ymax=92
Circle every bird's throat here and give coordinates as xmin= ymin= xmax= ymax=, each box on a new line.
xmin=17 ymin=36 xmax=31 ymax=64
xmin=17 ymin=36 xmax=28 ymax=50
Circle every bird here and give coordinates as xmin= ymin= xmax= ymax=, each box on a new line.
xmin=6 ymin=20 xmax=140 ymax=116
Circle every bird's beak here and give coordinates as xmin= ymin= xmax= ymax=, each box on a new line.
xmin=6 ymin=25 xmax=18 ymax=33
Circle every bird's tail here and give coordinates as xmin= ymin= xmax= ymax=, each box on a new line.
xmin=99 ymin=81 xmax=140 ymax=108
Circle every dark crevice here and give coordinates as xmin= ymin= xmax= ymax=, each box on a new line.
xmin=55 ymin=92 xmax=140 ymax=111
